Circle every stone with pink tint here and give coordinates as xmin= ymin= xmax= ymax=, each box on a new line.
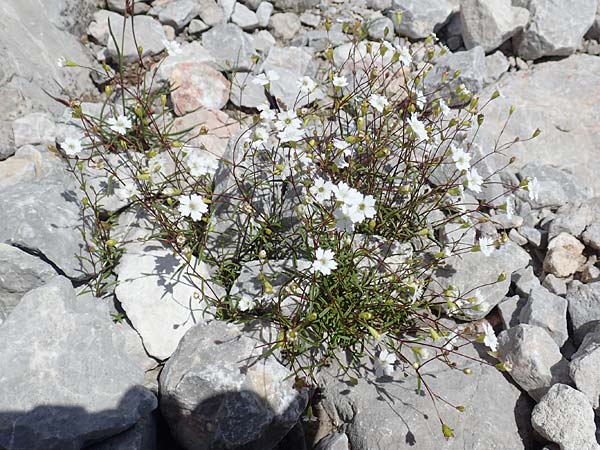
xmin=169 ymin=62 xmax=230 ymax=116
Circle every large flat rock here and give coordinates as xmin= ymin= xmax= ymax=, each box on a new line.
xmin=473 ymin=54 xmax=600 ymax=194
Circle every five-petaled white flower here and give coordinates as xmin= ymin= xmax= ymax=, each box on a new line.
xmin=451 ymin=145 xmax=471 ymax=172
xmin=107 ymin=115 xmax=132 ymax=135
xmin=407 ymin=113 xmax=428 ymax=142
xmin=333 ymin=182 xmax=362 ymax=206
xmin=297 ymin=76 xmax=317 ymax=94
xmin=466 ymin=167 xmax=484 ymax=193
xmin=374 ymin=348 xmax=396 ymax=378
xmin=257 ymin=102 xmax=277 ymax=122
xmin=309 ymin=177 xmax=335 ymax=203
xmin=252 ymin=70 xmax=280 ymax=86
xmin=178 ymin=194 xmax=208 ymax=221
xmin=527 ymin=177 xmax=540 ymax=202
xmin=482 ymin=321 xmax=498 ymax=352
xmin=237 ymin=294 xmax=255 ymax=312
xmin=478 ymin=236 xmax=495 ymax=256
xmin=332 ymin=75 xmax=349 ymax=88
xmin=277 ymin=125 xmax=304 ymax=143
xmin=333 ymin=208 xmax=355 ymax=233
xmin=311 ymin=247 xmax=338 ymax=276
xmin=62 ymin=136 xmax=82 ymax=156
xmin=345 ymin=194 xmax=376 ymax=223
xmin=397 ymin=45 xmax=412 ymax=67
xmin=369 ymin=94 xmax=389 ymax=113
xmin=162 ymin=39 xmax=182 ymax=55
xmin=185 ymin=150 xmax=219 ymax=178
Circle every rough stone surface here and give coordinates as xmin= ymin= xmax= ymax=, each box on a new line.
xmin=202 ymin=23 xmax=257 ymax=71
xmin=107 ymin=0 xmax=151 ymax=15
xmin=320 ymin=343 xmax=535 ymax=450
xmin=531 ymin=384 xmax=600 ymax=450
xmin=0 ymin=182 xmax=92 ymax=280
xmin=172 ymin=108 xmax=240 ymax=160
xmin=114 ymin=240 xmax=223 ymax=360
xmin=169 ymin=62 xmax=231 ymax=116
xmin=485 ymin=50 xmax=510 ymax=84
xmin=197 ymin=0 xmax=225 ymax=25
xmin=570 ymin=323 xmax=600 ymax=409
xmin=519 ymin=287 xmax=568 ymax=347
xmin=518 ymin=163 xmax=592 ymax=209
xmin=542 ymin=274 xmax=568 ymax=297
xmin=387 ymin=0 xmax=454 ymax=39
xmin=460 ymin=0 xmax=529 ymax=52
xmin=548 ymin=201 xmax=596 ymax=240
xmin=230 ymin=72 xmax=268 ymax=109
xmin=269 ymin=13 xmax=302 ymax=40
xmin=473 ymin=55 xmax=600 ymax=194
xmin=0 ymin=243 xmax=56 ymax=324
xmin=515 ymin=0 xmax=598 ymax=60
xmin=269 ymin=0 xmax=319 ymax=13
xmin=543 ymin=233 xmax=586 ymax=278
xmin=432 ymin=241 xmax=530 ymax=320
xmin=314 ymin=433 xmax=350 ymax=450
xmin=424 ymin=45 xmax=486 ymax=105
xmin=497 ymin=324 xmax=571 ymax=401
xmin=0 ymin=277 xmax=157 ymax=450
xmin=232 ymin=3 xmax=260 ymax=30
xmin=0 ymin=0 xmax=95 ymax=120
xmin=583 ymin=223 xmax=600 ymax=251
xmin=155 ymin=0 xmax=200 ymax=30
xmin=104 ymin=14 xmax=167 ymax=63
xmin=367 ymin=16 xmax=395 ymax=41
xmin=12 ymin=112 xmax=56 ymax=148
xmin=87 ymin=414 xmax=156 ymax=450
xmin=567 ymin=281 xmax=600 ymax=344
xmin=497 ymin=295 xmax=526 ymax=329
xmin=160 ymin=320 xmax=309 ymax=450
xmin=512 ymin=266 xmax=541 ymax=297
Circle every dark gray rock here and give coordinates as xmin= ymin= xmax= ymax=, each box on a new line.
xmin=0 ymin=277 xmax=157 ymax=450
xmin=159 ymin=320 xmax=309 ymax=450
xmin=87 ymin=414 xmax=157 ymax=450
xmin=314 ymin=433 xmax=350 ymax=450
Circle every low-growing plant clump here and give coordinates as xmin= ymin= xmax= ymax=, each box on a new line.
xmin=54 ymin=15 xmax=540 ymax=438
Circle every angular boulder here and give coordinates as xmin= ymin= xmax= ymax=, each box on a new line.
xmin=159 ymin=320 xmax=309 ymax=450
xmin=387 ymin=0 xmax=454 ymax=39
xmin=0 ymin=277 xmax=157 ymax=450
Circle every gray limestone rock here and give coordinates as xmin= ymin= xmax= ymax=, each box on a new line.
xmin=570 ymin=323 xmax=600 ymax=409
xmin=269 ymin=13 xmax=302 ymax=40
xmin=515 ymin=0 xmax=598 ymax=60
xmin=387 ymin=0 xmax=454 ymax=39
xmin=202 ymin=23 xmax=257 ymax=71
xmin=0 ymin=182 xmax=92 ymax=280
xmin=0 ymin=277 xmax=157 ymax=450
xmin=232 ymin=3 xmax=260 ymax=30
xmin=424 ymin=45 xmax=486 ymax=106
xmin=159 ymin=320 xmax=309 ymax=450
xmin=460 ymin=0 xmax=529 ymax=52
xmin=155 ymin=0 xmax=201 ymax=30
xmin=319 ymin=342 xmax=535 ymax=450
xmin=531 ymin=384 xmax=600 ymax=450
xmin=105 ymin=14 xmax=167 ymax=63
xmin=484 ymin=50 xmax=510 ymax=84
xmin=567 ymin=281 xmax=600 ymax=344
xmin=497 ymin=324 xmax=571 ymax=401
xmin=519 ymin=287 xmax=568 ymax=347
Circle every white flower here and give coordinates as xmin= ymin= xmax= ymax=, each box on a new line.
xmin=407 ymin=113 xmax=428 ymax=142
xmin=275 ymin=110 xmax=302 ymax=131
xmin=309 ymin=177 xmax=335 ymax=203
xmin=332 ymin=75 xmax=348 ymax=88
xmin=527 ymin=177 xmax=540 ymax=202
xmin=439 ymin=99 xmax=451 ymax=117
xmin=237 ymin=294 xmax=255 ymax=312
xmin=482 ymin=321 xmax=498 ymax=352
xmin=297 ymin=76 xmax=317 ymax=94
xmin=251 ymin=126 xmax=270 ymax=148
xmin=57 ymin=56 xmax=66 ymax=67
xmin=505 ymin=195 xmax=515 ymax=219
xmin=374 ymin=348 xmax=396 ymax=378
xmin=451 ymin=145 xmax=471 ymax=172
xmin=414 ymin=89 xmax=426 ymax=111
xmin=185 ymin=150 xmax=219 ymax=177
xmin=396 ymin=45 xmax=412 ymax=66
xmin=107 ymin=115 xmax=132 ymax=135
xmin=311 ymin=247 xmax=338 ymax=276
xmin=61 ymin=136 xmax=82 ymax=156
xmin=345 ymin=194 xmax=376 ymax=223
xmin=162 ymin=39 xmax=182 ymax=55
xmin=333 ymin=182 xmax=362 ymax=206
xmin=478 ymin=236 xmax=495 ymax=256
xmin=368 ymin=94 xmax=389 ymax=113
xmin=258 ymin=102 xmax=277 ymax=123
xmin=178 ymin=194 xmax=208 ymax=221
xmin=458 ymin=83 xmax=471 ymax=96
xmin=252 ymin=70 xmax=280 ymax=86
xmin=277 ymin=125 xmax=305 ymax=143
xmin=466 ymin=167 xmax=484 ymax=193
